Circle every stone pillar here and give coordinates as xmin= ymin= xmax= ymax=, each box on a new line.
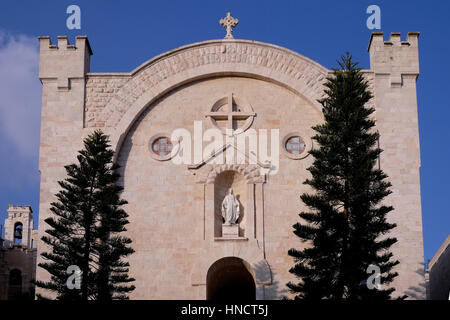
xmin=254 ymin=183 xmax=264 ymax=245
xmin=205 ymin=184 xmax=215 ymax=240
xmin=246 ymin=183 xmax=255 ymax=239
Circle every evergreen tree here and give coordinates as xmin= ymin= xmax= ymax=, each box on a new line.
xmin=287 ymin=54 xmax=399 ymax=300
xmin=35 ymin=130 xmax=135 ymax=300
xmin=94 ymin=164 xmax=135 ymax=300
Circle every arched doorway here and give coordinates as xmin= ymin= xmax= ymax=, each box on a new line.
xmin=206 ymin=257 xmax=255 ymax=300
xmin=8 ymin=269 xmax=22 ymax=300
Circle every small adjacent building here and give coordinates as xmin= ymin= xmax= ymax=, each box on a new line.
xmin=428 ymin=235 xmax=450 ymax=300
xmin=0 ymin=205 xmax=38 ymax=300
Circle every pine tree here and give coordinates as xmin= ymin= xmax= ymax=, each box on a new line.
xmin=94 ymin=162 xmax=135 ymax=300
xmin=287 ymin=53 xmax=399 ymax=300
xmin=35 ymin=130 xmax=135 ymax=300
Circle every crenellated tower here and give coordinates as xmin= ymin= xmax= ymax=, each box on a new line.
xmin=37 ymin=35 xmax=93 ymax=265
xmin=38 ymin=36 xmax=92 ymax=90
xmin=38 ymin=35 xmax=92 ymax=126
xmin=369 ymin=32 xmax=420 ymax=86
xmin=36 ymin=36 xmax=93 ymax=298
xmin=369 ymin=32 xmax=425 ymax=299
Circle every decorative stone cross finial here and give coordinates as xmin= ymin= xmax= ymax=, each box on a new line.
xmin=220 ymin=12 xmax=238 ymax=39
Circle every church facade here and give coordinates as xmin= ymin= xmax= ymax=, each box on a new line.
xmin=36 ymin=20 xmax=425 ymax=299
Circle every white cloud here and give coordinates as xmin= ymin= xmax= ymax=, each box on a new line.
xmin=0 ymin=31 xmax=41 ymax=160
xmin=0 ymin=31 xmax=41 ymax=192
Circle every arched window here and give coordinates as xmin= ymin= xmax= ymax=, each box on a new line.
xmin=13 ymin=222 xmax=23 ymax=244
xmin=8 ymin=269 xmax=22 ymax=300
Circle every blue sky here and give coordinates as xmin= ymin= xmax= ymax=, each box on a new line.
xmin=0 ymin=0 xmax=449 ymax=264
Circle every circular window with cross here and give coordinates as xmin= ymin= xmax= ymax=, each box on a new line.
xmin=205 ymin=93 xmax=256 ymax=136
xmin=282 ymin=133 xmax=311 ymax=160
xmin=148 ymin=134 xmax=179 ymax=161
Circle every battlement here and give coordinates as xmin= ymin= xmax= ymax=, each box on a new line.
xmin=368 ymin=32 xmax=419 ymax=50
xmin=368 ymin=32 xmax=420 ymax=87
xmin=38 ymin=35 xmax=92 ymax=90
xmin=7 ymin=205 xmax=32 ymax=213
xmin=38 ymin=35 xmax=93 ymax=54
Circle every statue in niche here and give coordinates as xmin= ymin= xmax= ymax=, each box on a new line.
xmin=221 ymin=188 xmax=240 ymax=225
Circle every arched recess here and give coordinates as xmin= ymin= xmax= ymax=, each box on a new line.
xmin=100 ymin=39 xmax=329 ymax=160
xmin=13 ymin=222 xmax=23 ymax=244
xmin=206 ymin=257 xmax=255 ymax=300
xmin=8 ymin=269 xmax=22 ymax=300
xmin=200 ymin=164 xmax=265 ymax=241
xmin=214 ymin=170 xmax=247 ymax=237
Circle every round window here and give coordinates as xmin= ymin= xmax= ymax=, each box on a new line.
xmin=149 ymin=134 xmax=177 ymax=161
xmin=285 ymin=136 xmax=306 ymax=155
xmin=152 ymin=137 xmax=173 ymax=156
xmin=282 ymin=133 xmax=309 ymax=160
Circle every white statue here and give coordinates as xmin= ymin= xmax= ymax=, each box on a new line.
xmin=221 ymin=188 xmax=240 ymax=225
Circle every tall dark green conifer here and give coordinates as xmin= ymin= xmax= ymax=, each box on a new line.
xmin=35 ymin=130 xmax=135 ymax=300
xmin=94 ymin=166 xmax=135 ymax=300
xmin=287 ymin=54 xmax=399 ymax=300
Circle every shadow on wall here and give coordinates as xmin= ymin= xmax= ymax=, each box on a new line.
xmin=251 ymin=261 xmax=427 ymax=300
xmin=403 ymin=262 xmax=427 ymax=300
xmin=252 ymin=260 xmax=288 ymax=300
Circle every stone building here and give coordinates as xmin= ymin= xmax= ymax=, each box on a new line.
xmin=0 ymin=205 xmax=38 ymax=300
xmin=428 ymin=235 xmax=450 ymax=299
xmin=35 ymin=14 xmax=426 ymax=299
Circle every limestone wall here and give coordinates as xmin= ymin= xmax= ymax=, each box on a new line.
xmin=368 ymin=32 xmax=425 ymax=299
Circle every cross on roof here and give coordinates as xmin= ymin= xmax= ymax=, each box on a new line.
xmin=220 ymin=12 xmax=239 ymax=39
xmin=206 ymin=93 xmax=255 ymax=136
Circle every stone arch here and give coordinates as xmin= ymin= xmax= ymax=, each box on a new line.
xmin=191 ymin=254 xmax=272 ymax=288
xmin=206 ymin=164 xmax=265 ymax=184
xmin=103 ymin=39 xmax=329 ymax=158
